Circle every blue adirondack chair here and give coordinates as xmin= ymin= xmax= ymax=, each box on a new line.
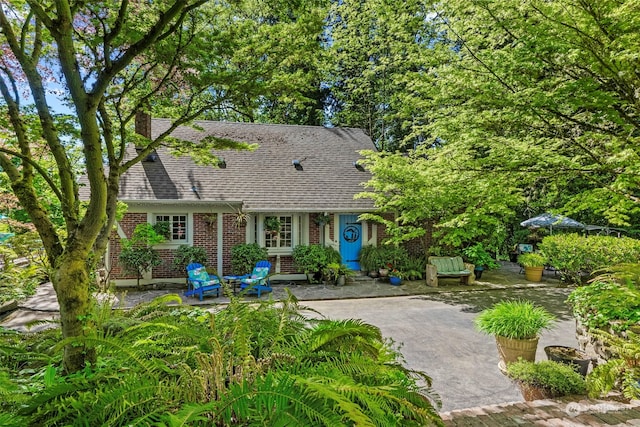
xmin=239 ymin=260 xmax=272 ymax=297
xmin=184 ymin=263 xmax=221 ymax=301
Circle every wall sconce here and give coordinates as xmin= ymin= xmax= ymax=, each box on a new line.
xmin=292 ymin=159 xmax=303 ymax=171
xmin=353 ymin=161 xmax=365 ymax=172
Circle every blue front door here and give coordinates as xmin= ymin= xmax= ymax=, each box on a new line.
xmin=339 ymin=215 xmax=362 ymax=271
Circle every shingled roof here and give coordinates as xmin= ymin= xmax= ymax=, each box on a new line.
xmin=118 ymin=119 xmax=376 ymax=212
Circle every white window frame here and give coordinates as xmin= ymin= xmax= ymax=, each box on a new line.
xmin=250 ymin=213 xmax=308 ymax=255
xmin=148 ymin=212 xmax=192 ymax=248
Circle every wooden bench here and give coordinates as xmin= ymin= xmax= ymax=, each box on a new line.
xmin=426 ymin=256 xmax=474 ymax=287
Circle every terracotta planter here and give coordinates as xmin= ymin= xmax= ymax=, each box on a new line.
xmin=495 ymin=335 xmax=539 ymax=364
xmin=518 ymin=382 xmax=556 ymax=401
xmin=524 ymin=266 xmax=544 ymax=282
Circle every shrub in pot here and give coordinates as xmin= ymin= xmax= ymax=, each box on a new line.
xmin=518 ymin=252 xmax=546 ymax=282
xmin=475 ymin=300 xmax=556 ymax=364
xmin=292 ymin=244 xmax=341 ymax=283
xmin=462 ymin=243 xmax=499 ymax=279
xmin=506 ymin=360 xmax=586 ymax=401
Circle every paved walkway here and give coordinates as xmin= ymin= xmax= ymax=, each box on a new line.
xmin=3 ymin=263 xmax=640 ymax=424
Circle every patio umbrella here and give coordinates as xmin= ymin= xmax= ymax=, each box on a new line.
xmin=520 ymin=213 xmax=585 ymax=234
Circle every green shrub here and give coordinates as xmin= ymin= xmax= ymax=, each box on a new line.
xmin=171 ymin=245 xmax=208 ymax=274
xmin=118 ymin=224 xmax=165 ymax=286
xmin=358 ymin=245 xmax=409 ymax=272
xmin=567 ymin=280 xmax=640 ymax=332
xmin=230 ymin=243 xmax=269 ymax=274
xmin=539 ymin=234 xmax=640 ymax=283
xmin=506 ymin=360 xmax=586 ymax=396
xmin=475 ymin=300 xmax=556 ymax=339
xmin=292 ymin=244 xmax=341 ymax=283
xmin=517 ymin=252 xmax=546 ymax=268
xmin=463 ymin=243 xmax=499 ymax=269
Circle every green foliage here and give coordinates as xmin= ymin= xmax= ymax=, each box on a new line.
xmin=0 ymin=244 xmax=45 ymax=304
xmin=292 ymin=245 xmax=341 ymax=283
xmin=462 ymin=243 xmax=499 ymax=269
xmin=506 ymin=360 xmax=586 ymax=397
xmin=405 ymin=255 xmax=426 ymax=280
xmin=567 ymin=281 xmax=640 ymax=333
xmin=264 ymin=216 xmax=281 ymax=232
xmin=323 ymin=262 xmax=356 ymax=284
xmin=171 ymin=245 xmax=208 ymax=274
xmin=230 ymin=243 xmax=269 ymax=275
xmin=586 ymin=328 xmax=640 ymax=400
xmin=152 ymin=221 xmax=171 ymax=240
xmin=539 ymin=234 xmax=640 ymax=283
xmin=118 ymin=224 xmax=165 ymax=286
xmin=0 ymin=293 xmax=443 ymax=426
xmin=517 ymin=253 xmax=546 ymax=268
xmin=475 ymin=300 xmax=556 ymax=340
xmin=358 ymin=245 xmax=410 ymax=272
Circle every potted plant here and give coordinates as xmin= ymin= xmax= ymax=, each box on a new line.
xmin=518 ymin=252 xmax=546 ymax=282
xmin=462 ymin=243 xmax=499 ymax=279
xmin=544 ymin=345 xmax=591 ymax=377
xmin=505 ymin=360 xmax=586 ymax=401
xmin=389 ymin=269 xmax=403 ymax=286
xmin=475 ymin=300 xmax=556 ymax=365
xmin=325 ymin=262 xmax=355 ymax=286
xmin=315 ymin=213 xmax=331 ymax=227
xmin=264 ymin=216 xmax=281 ymax=235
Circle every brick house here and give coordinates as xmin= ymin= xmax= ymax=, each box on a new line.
xmin=106 ymin=115 xmax=387 ymax=285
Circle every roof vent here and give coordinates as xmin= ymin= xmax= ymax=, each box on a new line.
xmin=353 ymin=161 xmax=365 ymax=172
xmin=292 ymin=159 xmax=303 ymax=171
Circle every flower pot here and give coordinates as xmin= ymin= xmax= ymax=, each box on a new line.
xmin=389 ymin=276 xmax=402 ymax=286
xmin=495 ymin=335 xmax=539 ymax=364
xmin=524 ymin=266 xmax=544 ymax=282
xmin=474 ymin=268 xmax=484 ymax=279
xmin=544 ymin=346 xmax=591 ymax=376
xmin=369 ymin=270 xmax=379 ymax=278
xmin=517 ymin=382 xmax=556 ymax=401
xmin=336 ymin=275 xmax=346 ymax=286
xmin=378 ymin=268 xmax=389 ymax=277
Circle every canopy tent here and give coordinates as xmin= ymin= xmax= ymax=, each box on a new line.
xmin=520 ymin=213 xmax=585 ymax=234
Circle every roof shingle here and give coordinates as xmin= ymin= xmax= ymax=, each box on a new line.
xmin=117 ymin=120 xmax=375 ymax=212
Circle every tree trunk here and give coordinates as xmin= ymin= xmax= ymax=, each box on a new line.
xmin=52 ymin=250 xmax=96 ymax=373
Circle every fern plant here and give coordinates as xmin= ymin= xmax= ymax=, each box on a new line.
xmin=586 ymin=328 xmax=640 ymax=400
xmin=1 ymin=291 xmax=443 ymax=426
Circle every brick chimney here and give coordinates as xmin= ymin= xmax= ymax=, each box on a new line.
xmin=135 ymin=110 xmax=151 ymax=138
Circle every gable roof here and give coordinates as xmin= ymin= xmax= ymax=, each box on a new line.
xmin=118 ymin=119 xmax=376 ymax=212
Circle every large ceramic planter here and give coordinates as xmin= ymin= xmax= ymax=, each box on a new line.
xmin=474 ymin=267 xmax=484 ymax=279
xmin=496 ymin=335 xmax=539 ymax=364
xmin=544 ymin=345 xmax=591 ymax=376
xmin=389 ymin=276 xmax=402 ymax=286
xmin=524 ymin=266 xmax=544 ymax=282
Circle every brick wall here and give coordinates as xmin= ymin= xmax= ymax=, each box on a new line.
xmin=109 ymin=211 xmax=392 ymax=280
xmin=222 ymin=213 xmax=247 ymax=273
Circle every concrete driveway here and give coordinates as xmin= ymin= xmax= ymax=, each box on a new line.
xmin=302 ymin=287 xmax=577 ymax=412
